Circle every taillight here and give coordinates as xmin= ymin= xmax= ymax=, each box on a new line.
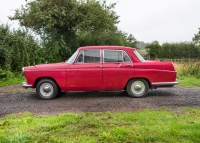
xmin=171 ymin=62 xmax=175 ymax=71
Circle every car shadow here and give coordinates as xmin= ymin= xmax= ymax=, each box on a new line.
xmin=28 ymin=89 xmax=178 ymax=100
xmin=57 ymin=90 xmax=129 ymax=99
xmin=147 ymin=88 xmax=178 ymax=97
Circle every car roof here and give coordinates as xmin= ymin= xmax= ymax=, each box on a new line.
xmin=78 ymin=46 xmax=136 ymax=51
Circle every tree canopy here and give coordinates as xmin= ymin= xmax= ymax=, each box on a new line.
xmin=193 ymin=27 xmax=200 ymax=44
xmin=9 ymin=0 xmax=137 ymax=62
xmin=10 ymin=0 xmax=119 ymax=35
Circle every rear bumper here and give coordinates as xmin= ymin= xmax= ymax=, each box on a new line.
xmin=22 ymin=82 xmax=33 ymax=88
xmin=152 ymin=79 xmax=178 ymax=87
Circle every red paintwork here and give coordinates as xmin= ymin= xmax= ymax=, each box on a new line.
xmin=23 ymin=46 xmax=177 ymax=91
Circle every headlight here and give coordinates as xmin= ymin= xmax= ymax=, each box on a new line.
xmin=22 ymin=67 xmax=24 ymax=75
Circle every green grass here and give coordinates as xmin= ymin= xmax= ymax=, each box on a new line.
xmin=177 ymin=75 xmax=200 ymax=88
xmin=174 ymin=61 xmax=200 ymax=88
xmin=0 ymin=76 xmax=25 ymax=87
xmin=1 ymin=108 xmax=200 ymax=143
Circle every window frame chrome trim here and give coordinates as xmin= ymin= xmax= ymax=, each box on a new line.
xmin=75 ymin=49 xmax=102 ymax=64
xmin=103 ymin=49 xmax=132 ymax=63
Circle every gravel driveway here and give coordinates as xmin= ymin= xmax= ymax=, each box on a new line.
xmin=0 ymin=84 xmax=200 ymax=117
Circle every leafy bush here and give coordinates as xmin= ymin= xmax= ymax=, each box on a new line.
xmin=0 ymin=24 xmax=44 ymax=72
xmin=181 ymin=62 xmax=200 ymax=78
xmin=174 ymin=61 xmax=200 ymax=78
xmin=0 ymin=69 xmax=14 ymax=81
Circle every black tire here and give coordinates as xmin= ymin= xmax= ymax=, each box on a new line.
xmin=36 ymin=79 xmax=58 ymax=99
xmin=127 ymin=79 xmax=149 ymax=98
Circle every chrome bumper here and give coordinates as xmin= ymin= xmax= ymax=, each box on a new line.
xmin=22 ymin=82 xmax=33 ymax=88
xmin=152 ymin=79 xmax=178 ymax=86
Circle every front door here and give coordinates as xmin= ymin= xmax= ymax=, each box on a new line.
xmin=66 ymin=49 xmax=102 ymax=91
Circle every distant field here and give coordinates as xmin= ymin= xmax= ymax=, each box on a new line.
xmin=137 ymin=50 xmax=148 ymax=56
xmin=137 ymin=50 xmax=147 ymax=54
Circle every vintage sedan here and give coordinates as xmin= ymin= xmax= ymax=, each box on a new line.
xmin=22 ymin=46 xmax=178 ymax=99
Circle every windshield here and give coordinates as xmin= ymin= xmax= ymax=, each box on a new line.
xmin=66 ymin=50 xmax=78 ymax=64
xmin=134 ymin=50 xmax=145 ymax=62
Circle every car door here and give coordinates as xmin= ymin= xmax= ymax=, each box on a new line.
xmin=66 ymin=49 xmax=103 ymax=91
xmin=103 ymin=50 xmax=134 ymax=90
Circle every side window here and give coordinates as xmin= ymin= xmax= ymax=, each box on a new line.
xmin=104 ymin=50 xmax=131 ymax=62
xmin=104 ymin=50 xmax=122 ymax=62
xmin=76 ymin=50 xmax=100 ymax=63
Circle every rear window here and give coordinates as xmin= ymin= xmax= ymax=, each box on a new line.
xmin=134 ymin=50 xmax=145 ymax=62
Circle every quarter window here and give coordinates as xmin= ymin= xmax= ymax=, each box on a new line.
xmin=123 ymin=52 xmax=132 ymax=62
xmin=104 ymin=50 xmax=131 ymax=62
xmin=76 ymin=50 xmax=100 ymax=63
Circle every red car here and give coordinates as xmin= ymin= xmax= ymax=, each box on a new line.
xmin=22 ymin=46 xmax=178 ymax=99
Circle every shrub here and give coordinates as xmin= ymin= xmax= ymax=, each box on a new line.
xmin=0 ymin=68 xmax=15 ymax=81
xmin=174 ymin=61 xmax=200 ymax=78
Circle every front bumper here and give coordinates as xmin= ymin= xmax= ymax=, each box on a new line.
xmin=22 ymin=82 xmax=33 ymax=88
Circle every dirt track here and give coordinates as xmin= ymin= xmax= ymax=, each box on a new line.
xmin=0 ymin=84 xmax=200 ymax=117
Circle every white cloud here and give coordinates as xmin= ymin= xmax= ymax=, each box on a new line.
xmin=107 ymin=0 xmax=200 ymax=43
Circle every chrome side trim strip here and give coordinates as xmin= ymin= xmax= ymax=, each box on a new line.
xmin=152 ymin=79 xmax=178 ymax=86
xmin=22 ymin=82 xmax=33 ymax=88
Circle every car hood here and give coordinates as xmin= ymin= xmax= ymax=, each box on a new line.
xmin=24 ymin=62 xmax=69 ymax=70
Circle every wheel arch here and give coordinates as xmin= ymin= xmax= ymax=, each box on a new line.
xmin=124 ymin=77 xmax=151 ymax=90
xmin=34 ymin=77 xmax=60 ymax=90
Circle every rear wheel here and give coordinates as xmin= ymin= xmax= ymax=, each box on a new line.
xmin=36 ymin=79 xmax=58 ymax=99
xmin=127 ymin=79 xmax=149 ymax=98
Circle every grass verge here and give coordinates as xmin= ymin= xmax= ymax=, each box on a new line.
xmin=1 ymin=108 xmax=200 ymax=143
xmin=177 ymin=75 xmax=200 ymax=88
xmin=0 ymin=76 xmax=25 ymax=87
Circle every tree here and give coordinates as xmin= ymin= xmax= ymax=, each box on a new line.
xmin=146 ymin=41 xmax=200 ymax=59
xmin=145 ymin=42 xmax=162 ymax=59
xmin=193 ymin=27 xmax=200 ymax=44
xmin=77 ymin=30 xmax=137 ymax=48
xmin=9 ymin=0 xmax=121 ymax=62
xmin=0 ymin=23 xmax=43 ymax=71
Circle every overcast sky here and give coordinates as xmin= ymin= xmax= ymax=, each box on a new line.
xmin=1 ymin=0 xmax=200 ymax=43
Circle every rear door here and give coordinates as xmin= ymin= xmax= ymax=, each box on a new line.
xmin=103 ymin=50 xmax=134 ymax=90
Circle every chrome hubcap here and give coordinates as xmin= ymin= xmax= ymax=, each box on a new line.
xmin=135 ymin=85 xmax=142 ymax=91
xmin=43 ymin=86 xmax=51 ymax=93
xmin=40 ymin=83 xmax=53 ymax=97
xmin=131 ymin=81 xmax=145 ymax=95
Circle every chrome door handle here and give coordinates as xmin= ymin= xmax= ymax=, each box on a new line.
xmin=95 ymin=65 xmax=102 ymax=68
xmin=126 ymin=64 xmax=133 ymax=67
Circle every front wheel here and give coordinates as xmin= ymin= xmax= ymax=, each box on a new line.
xmin=127 ymin=79 xmax=149 ymax=98
xmin=36 ymin=79 xmax=58 ymax=99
